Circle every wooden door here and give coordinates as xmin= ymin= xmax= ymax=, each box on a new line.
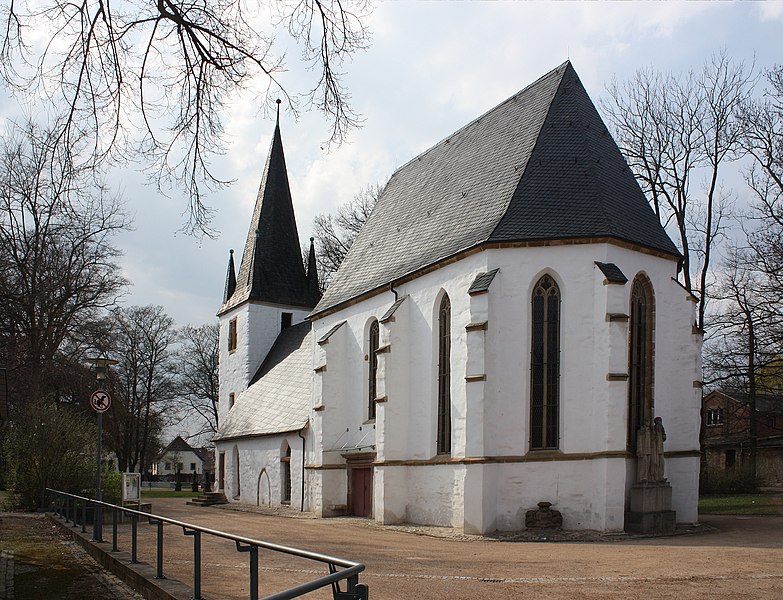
xmin=219 ymin=452 xmax=225 ymax=491
xmin=350 ymin=468 xmax=372 ymax=517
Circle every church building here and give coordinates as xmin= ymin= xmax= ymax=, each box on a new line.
xmin=213 ymin=61 xmax=702 ymax=533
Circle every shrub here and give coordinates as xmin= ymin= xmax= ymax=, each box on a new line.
xmin=4 ymin=399 xmax=96 ymax=510
xmin=101 ymin=467 xmax=123 ymax=504
xmin=700 ymin=466 xmax=759 ymax=495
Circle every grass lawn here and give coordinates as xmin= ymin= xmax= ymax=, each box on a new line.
xmin=699 ymin=494 xmax=781 ymax=515
xmin=141 ymin=489 xmax=199 ymax=499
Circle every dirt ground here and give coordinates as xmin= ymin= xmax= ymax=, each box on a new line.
xmin=95 ymin=498 xmax=783 ymax=600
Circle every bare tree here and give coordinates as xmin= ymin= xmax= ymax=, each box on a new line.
xmin=312 ymin=183 xmax=380 ymax=288
xmin=603 ymin=53 xmax=755 ymax=330
xmin=0 ymin=1 xmax=370 ymax=235
xmin=741 ymin=64 xmax=783 ymax=286
xmin=105 ymin=305 xmax=177 ymax=474
xmin=0 ymin=121 xmax=129 ymax=411
xmin=704 ymin=245 xmax=783 ymax=477
xmin=176 ymin=322 xmax=219 ymax=439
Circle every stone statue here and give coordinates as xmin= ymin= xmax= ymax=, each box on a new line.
xmin=636 ymin=420 xmax=653 ymax=483
xmin=650 ymin=416 xmax=667 ymax=482
xmin=636 ymin=417 xmax=667 ymax=484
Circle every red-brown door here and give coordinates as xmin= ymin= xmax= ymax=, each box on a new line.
xmin=350 ymin=468 xmax=372 ymax=517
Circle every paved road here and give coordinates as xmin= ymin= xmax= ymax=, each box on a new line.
xmin=115 ymin=499 xmax=783 ymax=599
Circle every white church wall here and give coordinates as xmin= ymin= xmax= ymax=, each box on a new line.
xmin=310 ymin=240 xmax=700 ymax=531
xmin=491 ymin=458 xmax=627 ymax=531
xmin=218 ymin=302 xmax=310 ymax=427
xmin=403 ymin=464 xmax=466 ymax=527
xmin=605 ymin=245 xmax=702 ymax=524
xmin=221 ymin=434 xmax=306 ymax=509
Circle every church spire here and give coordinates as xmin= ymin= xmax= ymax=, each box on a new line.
xmin=306 ymin=237 xmax=321 ymax=305
xmin=223 ymin=248 xmax=236 ymax=303
xmin=231 ymin=113 xmax=316 ymax=309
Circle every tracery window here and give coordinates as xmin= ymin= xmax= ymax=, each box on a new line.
xmin=437 ymin=294 xmax=452 ymax=454
xmin=368 ymin=320 xmax=380 ymax=420
xmin=628 ymin=275 xmax=655 ymax=450
xmin=530 ymin=275 xmax=560 ymax=450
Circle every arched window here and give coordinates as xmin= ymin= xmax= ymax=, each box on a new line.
xmin=368 ymin=320 xmax=380 ymax=420
xmin=530 ymin=274 xmax=560 ymax=450
xmin=628 ymin=274 xmax=655 ymax=449
xmin=437 ymin=294 xmax=451 ymax=455
xmin=281 ymin=443 xmax=291 ymax=504
xmin=232 ymin=445 xmax=241 ymax=499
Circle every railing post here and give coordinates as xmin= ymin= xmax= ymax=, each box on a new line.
xmin=235 ymin=542 xmax=259 ymax=600
xmin=183 ymin=529 xmax=202 ymax=600
xmin=112 ymin=509 xmax=119 ymax=552
xmin=250 ymin=545 xmax=258 ymax=600
xmin=81 ymin=502 xmax=87 ymax=533
xmin=153 ymin=519 xmax=165 ymax=579
xmin=131 ymin=514 xmax=139 ymax=564
xmin=93 ymin=502 xmax=103 ymax=543
xmin=71 ymin=499 xmax=78 ymax=527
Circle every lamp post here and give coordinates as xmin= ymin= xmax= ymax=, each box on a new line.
xmin=87 ymin=357 xmax=117 ymax=543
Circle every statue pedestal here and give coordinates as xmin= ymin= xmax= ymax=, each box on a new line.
xmin=625 ymin=481 xmax=676 ymax=535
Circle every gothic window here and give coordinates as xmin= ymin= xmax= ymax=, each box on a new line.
xmin=368 ymin=320 xmax=380 ymax=420
xmin=628 ymin=274 xmax=655 ymax=450
xmin=233 ymin=445 xmax=240 ymax=499
xmin=228 ymin=318 xmax=238 ymax=352
xmin=281 ymin=444 xmax=292 ymax=504
xmin=530 ymin=274 xmax=561 ymax=450
xmin=228 ymin=392 xmax=235 ymax=409
xmin=437 ymin=294 xmax=452 ymax=455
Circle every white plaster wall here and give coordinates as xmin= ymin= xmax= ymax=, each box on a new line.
xmin=491 ymin=458 xmax=627 ymax=531
xmin=310 ymin=240 xmax=700 ymax=532
xmin=218 ymin=301 xmax=310 ymax=428
xmin=218 ymin=434 xmax=306 ymax=509
xmin=402 ymin=464 xmax=466 ymax=527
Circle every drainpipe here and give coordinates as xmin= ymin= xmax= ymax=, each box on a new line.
xmin=389 ymin=282 xmax=398 ymax=301
xmin=298 ymin=427 xmax=307 ymax=512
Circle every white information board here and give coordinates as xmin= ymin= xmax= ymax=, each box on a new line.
xmin=122 ymin=472 xmax=141 ymax=503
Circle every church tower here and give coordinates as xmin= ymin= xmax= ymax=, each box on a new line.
xmin=217 ymin=104 xmax=320 ymax=425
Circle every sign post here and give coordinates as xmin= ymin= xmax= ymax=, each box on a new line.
xmin=90 ymin=389 xmax=111 ymax=542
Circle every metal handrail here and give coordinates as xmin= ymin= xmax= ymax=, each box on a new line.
xmin=46 ymin=488 xmax=368 ymax=600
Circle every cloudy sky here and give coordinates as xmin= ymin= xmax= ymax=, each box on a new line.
xmin=72 ymin=2 xmax=783 ymax=326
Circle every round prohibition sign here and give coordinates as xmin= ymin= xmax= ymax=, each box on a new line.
xmin=90 ymin=389 xmax=112 ymax=413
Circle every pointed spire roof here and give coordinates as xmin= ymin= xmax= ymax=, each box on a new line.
xmin=223 ymin=249 xmax=237 ymax=303
xmin=306 ymin=237 xmax=321 ymax=305
xmin=314 ymin=61 xmax=679 ymax=316
xmin=219 ymin=110 xmax=316 ymax=314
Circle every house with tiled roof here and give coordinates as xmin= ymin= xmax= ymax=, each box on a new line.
xmin=153 ymin=436 xmax=211 ymax=478
xmin=212 ymin=63 xmax=702 ymax=532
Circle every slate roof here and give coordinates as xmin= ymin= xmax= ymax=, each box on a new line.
xmin=214 ymin=321 xmax=312 ymax=440
xmin=595 ymin=262 xmax=628 ymax=284
xmin=380 ymin=296 xmax=408 ymax=323
xmin=468 ymin=269 xmax=500 ymax=295
xmin=313 ymin=61 xmax=679 ymax=317
xmin=219 ymin=122 xmax=320 ymax=315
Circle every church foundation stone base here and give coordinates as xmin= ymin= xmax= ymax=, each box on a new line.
xmin=625 ymin=481 xmax=676 ymax=535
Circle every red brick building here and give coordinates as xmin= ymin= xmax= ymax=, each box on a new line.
xmin=702 ymin=390 xmax=783 ymax=488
